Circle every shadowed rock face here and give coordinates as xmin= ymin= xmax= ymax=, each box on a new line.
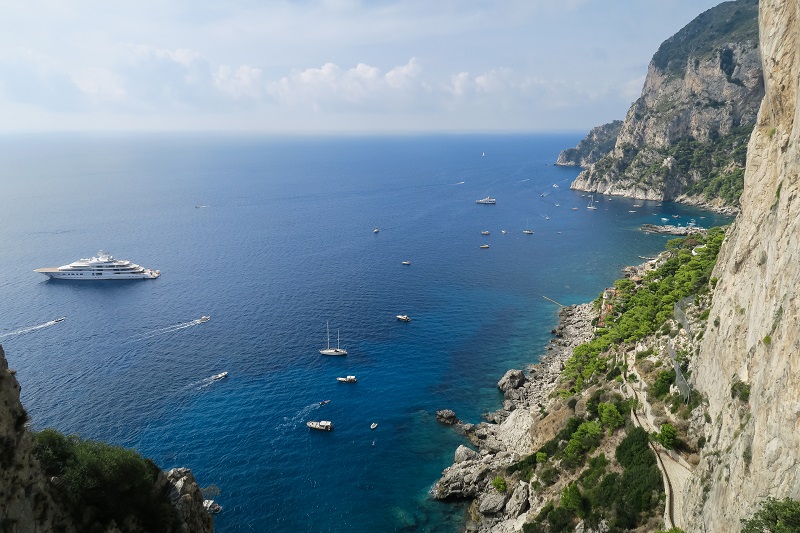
xmin=680 ymin=0 xmax=800 ymax=530
xmin=556 ymin=120 xmax=623 ymax=167
xmin=570 ymin=0 xmax=763 ymax=207
xmin=0 ymin=345 xmax=213 ymax=533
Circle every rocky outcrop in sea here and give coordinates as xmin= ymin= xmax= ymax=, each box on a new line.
xmin=432 ymin=304 xmax=596 ymax=532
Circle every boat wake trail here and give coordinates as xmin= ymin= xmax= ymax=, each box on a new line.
xmin=135 ymin=317 xmax=210 ymax=339
xmin=0 ymin=318 xmax=63 ymax=338
xmin=277 ymin=403 xmax=322 ymax=432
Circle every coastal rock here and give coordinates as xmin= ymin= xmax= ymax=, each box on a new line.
xmin=478 ymin=491 xmax=508 ymax=515
xmin=166 ymin=468 xmax=214 ymax=533
xmin=436 ymin=409 xmax=459 ymax=425
xmin=504 ymin=482 xmax=529 ymax=518
xmin=498 ymin=369 xmax=526 ymax=393
xmin=454 ymin=445 xmax=479 ymax=464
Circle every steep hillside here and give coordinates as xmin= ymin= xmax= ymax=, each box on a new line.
xmin=0 ymin=345 xmax=214 ymax=532
xmin=681 ymin=0 xmax=800 ymax=529
xmin=567 ymin=0 xmax=762 ymax=210
xmin=556 ymin=121 xmax=622 ymax=167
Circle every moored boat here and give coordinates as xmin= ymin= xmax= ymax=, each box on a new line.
xmin=307 ymin=420 xmax=333 ymax=431
xmin=34 ymin=251 xmax=160 ymax=280
xmin=320 ymin=322 xmax=347 ymax=356
xmin=336 ymin=375 xmax=357 ymax=383
xmin=476 ymin=197 xmax=496 ymax=204
xmin=396 ymin=315 xmax=411 ymax=322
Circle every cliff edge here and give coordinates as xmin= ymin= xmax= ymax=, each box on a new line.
xmin=0 ymin=345 xmax=213 ymax=532
xmin=681 ymin=0 xmax=800 ymax=529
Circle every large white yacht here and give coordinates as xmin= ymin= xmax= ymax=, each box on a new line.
xmin=34 ymin=251 xmax=160 ymax=280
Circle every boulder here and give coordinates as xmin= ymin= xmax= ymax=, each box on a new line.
xmin=436 ymin=409 xmax=459 ymax=425
xmin=498 ymin=370 xmax=526 ymax=392
xmin=504 ymin=482 xmax=529 ymax=518
xmin=478 ymin=491 xmax=508 ymax=514
xmin=454 ymin=445 xmax=479 ymax=464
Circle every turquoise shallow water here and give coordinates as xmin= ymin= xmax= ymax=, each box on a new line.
xmin=0 ymin=133 xmax=731 ymax=531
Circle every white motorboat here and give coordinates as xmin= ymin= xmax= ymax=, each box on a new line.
xmin=481 ymin=231 xmax=490 ymax=235
xmin=373 ymin=227 xmax=380 ymax=233
xmin=522 ymin=230 xmax=534 ymax=235
xmin=54 ymin=316 xmax=66 ymax=323
xmin=320 ymin=322 xmax=347 ymax=355
xmin=401 ymin=261 xmax=411 ymax=266
xmin=203 ymin=500 xmax=222 ymax=514
xmin=199 ymin=315 xmax=211 ymax=322
xmin=35 ymin=251 xmax=160 ymax=280
xmin=476 ymin=197 xmax=496 ymax=204
xmin=396 ymin=315 xmax=411 ymax=322
xmin=211 ymin=372 xmax=228 ymax=380
xmin=336 ymin=375 xmax=358 ymax=383
xmin=479 ymin=244 xmax=490 ymax=249
xmin=307 ymin=420 xmax=333 ymax=431
xmin=370 ymin=423 xmax=378 ymax=430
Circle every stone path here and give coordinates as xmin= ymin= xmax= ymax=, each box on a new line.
xmin=621 ymin=356 xmax=693 ymax=530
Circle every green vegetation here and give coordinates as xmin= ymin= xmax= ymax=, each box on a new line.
xmin=32 ymin=428 xmax=178 ymax=530
xmin=492 ymin=476 xmax=507 ymax=493
xmin=562 ymin=228 xmax=725 ymax=394
xmin=731 ymin=378 xmax=751 ymax=402
xmin=673 ymin=125 xmax=753 ymax=205
xmin=741 ymin=497 xmax=800 ymax=532
xmin=654 ymin=423 xmax=678 ymax=449
xmin=523 ymin=427 xmax=663 ymax=532
xmin=597 ymin=402 xmax=624 ymax=432
xmin=651 ymin=0 xmax=758 ymax=77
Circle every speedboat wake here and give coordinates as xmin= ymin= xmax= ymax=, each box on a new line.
xmin=277 ymin=402 xmax=324 ymax=431
xmin=0 ymin=318 xmax=65 ymax=338
xmin=135 ymin=316 xmax=211 ymax=339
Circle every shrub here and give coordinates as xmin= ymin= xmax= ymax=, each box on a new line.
xmin=651 ymin=369 xmax=676 ymax=399
xmin=731 ymin=379 xmax=751 ymax=402
xmin=563 ymin=421 xmax=603 ymax=467
xmin=492 ymin=476 xmax=507 ymax=493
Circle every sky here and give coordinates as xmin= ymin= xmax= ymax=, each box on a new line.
xmin=0 ymin=0 xmax=726 ymax=134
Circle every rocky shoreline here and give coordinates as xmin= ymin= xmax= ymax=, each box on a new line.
xmin=432 ymin=303 xmax=596 ymax=532
xmin=640 ymin=223 xmax=707 ymax=236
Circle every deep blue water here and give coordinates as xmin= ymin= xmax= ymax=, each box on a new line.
xmin=0 ymin=134 xmax=731 ymax=532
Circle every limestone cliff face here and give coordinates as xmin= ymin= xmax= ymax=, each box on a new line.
xmin=571 ymin=0 xmax=762 ymax=206
xmin=556 ymin=120 xmax=622 ymax=167
xmin=681 ymin=0 xmax=800 ymax=529
xmin=0 ymin=345 xmax=214 ymax=532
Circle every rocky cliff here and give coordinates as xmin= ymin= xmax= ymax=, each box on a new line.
xmin=556 ymin=120 xmax=622 ymax=167
xmin=681 ymin=0 xmax=800 ymax=529
xmin=568 ymin=0 xmax=762 ymax=209
xmin=0 ymin=345 xmax=214 ymax=532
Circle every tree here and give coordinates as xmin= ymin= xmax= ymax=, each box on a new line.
xmin=741 ymin=497 xmax=800 ymax=532
xmin=560 ymin=482 xmax=583 ymax=515
xmin=655 ymin=423 xmax=678 ymax=449
xmin=597 ymin=402 xmax=624 ymax=431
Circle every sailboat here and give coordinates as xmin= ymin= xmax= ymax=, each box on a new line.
xmin=522 ymin=219 xmax=533 ymax=234
xmin=320 ymin=322 xmax=347 ymax=356
xmin=587 ymin=195 xmax=598 ymax=210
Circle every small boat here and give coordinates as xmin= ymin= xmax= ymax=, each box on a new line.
xmin=572 ymin=207 xmax=578 ymax=210
xmin=587 ymin=195 xmax=597 ymax=210
xmin=661 ymin=218 xmax=669 ymax=222
xmin=320 ymin=322 xmax=347 ymax=356
xmin=555 ymin=203 xmax=560 ymax=207
xmin=203 ymin=499 xmax=222 ymax=514
xmin=396 ymin=315 xmax=411 ymax=322
xmin=307 ymin=420 xmax=333 ymax=431
xmin=336 ymin=375 xmax=358 ymax=383
xmin=481 ymin=231 xmax=490 ymax=235
xmin=501 ymin=230 xmax=507 ymax=234
xmin=373 ymin=227 xmax=380 ymax=233
xmin=633 ymin=204 xmax=642 ymax=208
xmin=552 ymin=184 xmax=559 ymax=188
xmin=401 ymin=261 xmax=411 ymax=266
xmin=479 ymin=244 xmax=490 ymax=249
xmin=54 ymin=316 xmax=66 ymax=323
xmin=319 ymin=399 xmax=331 ymax=406
xmin=195 ymin=205 xmax=209 ymax=209
xmin=673 ymin=215 xmax=681 ymax=218
xmin=522 ymin=230 xmax=533 ymax=235
xmin=211 ymin=372 xmax=228 ymax=380
xmin=199 ymin=315 xmax=211 ymax=322
xmin=476 ymin=197 xmax=496 ymax=205
xmin=370 ymin=423 xmax=378 ymax=430
xmin=629 ymin=210 xmax=637 ymax=213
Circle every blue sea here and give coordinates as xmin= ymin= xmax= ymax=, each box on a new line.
xmin=0 ymin=134 xmax=731 ymax=532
